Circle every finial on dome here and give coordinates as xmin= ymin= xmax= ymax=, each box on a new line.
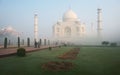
xmin=68 ymin=0 xmax=72 ymax=10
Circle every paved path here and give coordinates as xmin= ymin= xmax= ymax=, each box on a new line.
xmin=0 ymin=45 xmax=58 ymax=58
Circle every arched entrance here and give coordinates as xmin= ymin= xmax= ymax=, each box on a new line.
xmin=64 ymin=27 xmax=71 ymax=37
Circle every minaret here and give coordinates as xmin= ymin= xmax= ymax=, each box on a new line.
xmin=34 ymin=14 xmax=38 ymax=42
xmin=97 ymin=8 xmax=102 ymax=37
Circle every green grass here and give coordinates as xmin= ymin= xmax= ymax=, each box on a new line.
xmin=0 ymin=46 xmax=120 ymax=75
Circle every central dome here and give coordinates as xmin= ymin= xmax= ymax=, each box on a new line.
xmin=63 ymin=9 xmax=78 ymax=21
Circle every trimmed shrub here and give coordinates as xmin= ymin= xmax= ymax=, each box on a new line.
xmin=64 ymin=44 xmax=67 ymax=47
xmin=17 ymin=48 xmax=26 ymax=57
xmin=59 ymin=46 xmax=61 ymax=48
xmin=49 ymin=47 xmax=52 ymax=51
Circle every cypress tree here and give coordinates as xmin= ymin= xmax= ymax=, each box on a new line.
xmin=18 ymin=37 xmax=20 ymax=48
xmin=44 ymin=39 xmax=46 ymax=46
xmin=48 ymin=40 xmax=50 ymax=45
xmin=22 ymin=39 xmax=24 ymax=45
xmin=27 ymin=37 xmax=30 ymax=47
xmin=40 ymin=39 xmax=42 ymax=46
xmin=4 ymin=37 xmax=7 ymax=48
xmin=8 ymin=39 xmax=11 ymax=45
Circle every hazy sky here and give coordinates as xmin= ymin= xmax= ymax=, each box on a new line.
xmin=0 ymin=0 xmax=120 ymax=41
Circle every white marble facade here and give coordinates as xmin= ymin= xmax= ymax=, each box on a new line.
xmin=53 ymin=9 xmax=86 ymax=41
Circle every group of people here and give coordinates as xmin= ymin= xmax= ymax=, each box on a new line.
xmin=34 ymin=41 xmax=41 ymax=48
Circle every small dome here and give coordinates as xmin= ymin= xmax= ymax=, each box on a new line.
xmin=6 ymin=26 xmax=14 ymax=31
xmin=0 ymin=26 xmax=19 ymax=36
xmin=63 ymin=9 xmax=78 ymax=21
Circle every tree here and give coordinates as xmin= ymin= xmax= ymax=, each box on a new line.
xmin=18 ymin=37 xmax=20 ymax=48
xmin=110 ymin=43 xmax=117 ymax=47
xmin=8 ymin=39 xmax=11 ymax=45
xmin=4 ymin=37 xmax=7 ymax=48
xmin=105 ymin=41 xmax=109 ymax=46
xmin=102 ymin=41 xmax=109 ymax=46
xmin=39 ymin=39 xmax=42 ymax=46
xmin=34 ymin=40 xmax=37 ymax=48
xmin=27 ymin=37 xmax=30 ymax=47
xmin=22 ymin=39 xmax=24 ymax=45
xmin=44 ymin=39 xmax=46 ymax=46
xmin=48 ymin=40 xmax=50 ymax=45
xmin=102 ymin=41 xmax=105 ymax=45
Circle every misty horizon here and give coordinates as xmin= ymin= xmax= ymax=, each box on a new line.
xmin=0 ymin=0 xmax=120 ymax=44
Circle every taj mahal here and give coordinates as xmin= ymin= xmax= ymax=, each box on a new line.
xmin=53 ymin=9 xmax=86 ymax=38
xmin=52 ymin=8 xmax=102 ymax=45
xmin=0 ymin=8 xmax=102 ymax=45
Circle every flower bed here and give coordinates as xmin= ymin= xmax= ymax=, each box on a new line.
xmin=42 ymin=61 xmax=74 ymax=71
xmin=58 ymin=48 xmax=80 ymax=59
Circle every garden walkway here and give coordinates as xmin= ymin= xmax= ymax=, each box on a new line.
xmin=0 ymin=45 xmax=57 ymax=58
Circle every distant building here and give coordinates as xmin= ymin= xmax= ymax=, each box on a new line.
xmin=0 ymin=26 xmax=20 ymax=36
xmin=0 ymin=26 xmax=20 ymax=45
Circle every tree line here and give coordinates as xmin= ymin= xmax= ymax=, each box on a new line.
xmin=3 ymin=37 xmax=53 ymax=48
xmin=101 ymin=41 xmax=117 ymax=47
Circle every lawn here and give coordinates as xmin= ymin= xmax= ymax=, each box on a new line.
xmin=0 ymin=46 xmax=120 ymax=75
